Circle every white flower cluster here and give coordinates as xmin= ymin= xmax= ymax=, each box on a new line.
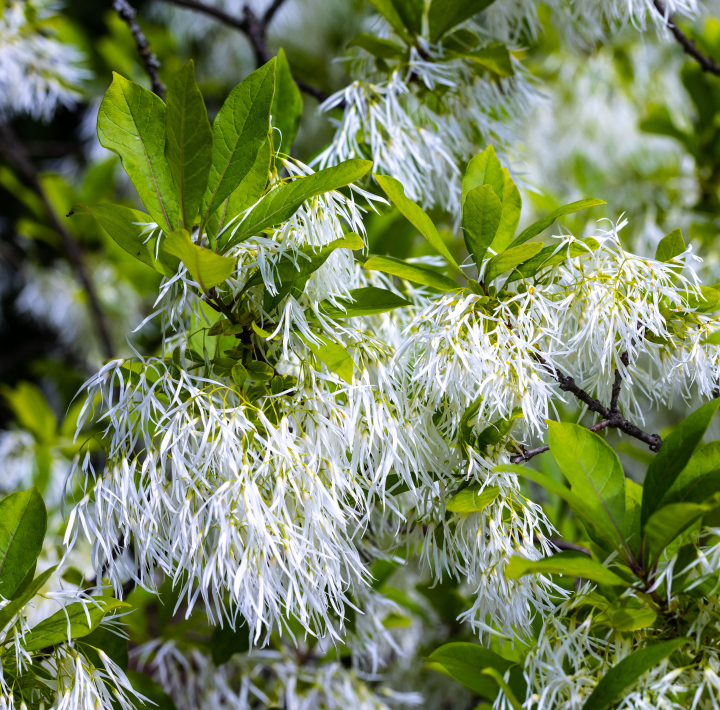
xmin=0 ymin=0 xmax=89 ymax=120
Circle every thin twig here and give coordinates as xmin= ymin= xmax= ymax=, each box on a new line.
xmin=159 ymin=0 xmax=329 ymax=101
xmin=534 ymin=535 xmax=592 ymax=558
xmin=0 ymin=121 xmax=115 ymax=360
xmin=610 ymin=351 xmax=629 ymax=413
xmin=113 ymin=0 xmax=166 ymax=99
xmin=653 ymin=0 xmax=720 ymax=76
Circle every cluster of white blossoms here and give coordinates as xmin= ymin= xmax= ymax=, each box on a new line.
xmin=0 ymin=0 xmax=89 ymax=120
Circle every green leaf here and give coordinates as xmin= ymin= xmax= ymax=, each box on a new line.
xmin=375 ymin=174 xmax=461 ymax=273
xmin=231 ymin=362 xmax=248 ymax=388
xmin=272 ymin=49 xmax=303 ymax=162
xmin=581 ymin=639 xmax=687 ymax=710
xmin=211 ymin=623 xmax=250 ymax=666
xmin=0 ymin=382 xmax=56 ymax=445
xmin=366 ymin=0 xmax=412 ymax=41
xmin=509 ymin=198 xmax=606 ymax=249
xmin=23 ymin=598 xmax=130 ymax=652
xmin=491 ymin=168 xmax=522 ymax=253
xmin=306 ymin=336 xmax=354 ymax=384
xmin=644 ymin=501 xmax=717 ymax=566
xmin=505 ymin=550 xmax=626 ymax=587
xmin=0 ymin=488 xmax=47 ymax=600
xmin=548 ymin=421 xmax=626 ymax=532
xmin=428 ymin=642 xmax=514 ymax=700
xmin=164 ymin=228 xmax=237 ymax=291
xmin=688 ymin=286 xmax=720 ymax=313
xmin=202 ymin=59 xmax=276 ymax=226
xmin=703 ymin=331 xmax=720 ymax=345
xmin=127 ymin=671 xmax=178 ymax=710
xmin=463 ymin=184 xmax=502 ymax=266
xmin=505 ymin=238 xmax=600 ymax=283
xmin=475 ymin=408 xmax=523 ymax=449
xmin=224 ymin=159 xmax=372 ymax=250
xmin=0 ymin=566 xmax=56 ymax=633
xmin=364 ymin=255 xmax=458 ymax=291
xmin=317 ymin=286 xmax=410 ymax=319
xmin=446 ymin=485 xmax=500 ymax=514
xmin=81 ymin=625 xmax=129 ymax=671
xmin=495 ymin=464 xmax=626 ymax=555
xmin=68 ymin=202 xmax=176 ymax=277
xmin=622 ymin=479 xmax=643 ymax=557
xmin=428 ymin=0 xmax=496 ymax=41
xmin=484 ymin=242 xmax=543 ymax=282
xmin=386 ymin=0 xmax=423 ymax=35
xmin=462 ymin=145 xmax=504 ymax=207
xmin=655 ymin=227 xmax=686 ymax=263
xmin=661 ymin=441 xmax=720 ymax=507
xmin=460 ymin=44 xmax=513 ymax=77
xmin=347 ymin=33 xmax=406 ymax=59
xmin=165 ymin=60 xmax=213 ymax=228
xmin=641 ymin=398 xmax=720 ymax=526
xmin=458 ymin=394 xmax=483 ymax=451
xmin=97 ymin=73 xmax=179 ymax=232
xmin=610 ymin=605 xmax=657 ymax=631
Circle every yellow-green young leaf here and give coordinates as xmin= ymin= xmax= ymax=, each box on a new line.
xmin=446 ymin=485 xmax=500 ymax=514
xmin=68 ymin=202 xmax=176 ymax=277
xmin=506 ymin=238 xmax=600 ymax=283
xmin=490 ymin=168 xmax=522 ymax=253
xmin=581 ymin=639 xmax=686 ymax=710
xmin=23 ymin=598 xmax=130 ymax=652
xmin=0 ymin=488 xmax=47 ymax=600
xmin=509 ymin=198 xmax=606 ymax=248
xmin=0 ymin=382 xmax=56 ymax=445
xmin=202 ymin=59 xmax=276 ymax=225
xmin=463 ymin=184 xmax=502 ymax=266
xmin=484 ymin=242 xmax=543 ymax=282
xmin=366 ymin=0 xmax=412 ymax=41
xmin=164 ymin=229 xmax=237 ymax=291
xmin=461 ymin=44 xmax=514 ymax=77
xmin=347 ymin=33 xmax=406 ymax=59
xmin=364 ymin=255 xmax=458 ymax=291
xmin=97 ymin=73 xmax=179 ymax=231
xmin=462 ymin=145 xmax=504 ymax=207
xmin=688 ymin=286 xmax=720 ymax=313
xmin=610 ymin=606 xmax=657 ymax=631
xmin=231 ymin=363 xmax=248 ymax=388
xmin=428 ymin=0 xmax=496 ymax=41
xmin=660 ymin=441 xmax=720 ymax=507
xmin=655 ymin=227 xmax=685 ymax=263
xmin=272 ymin=49 xmax=302 ymax=163
xmin=165 ymin=60 xmax=213 ymax=227
xmin=703 ymin=331 xmax=720 ymax=345
xmin=0 ymin=566 xmax=56 ymax=633
xmin=251 ymin=321 xmax=272 ymax=337
xmin=317 ymin=286 xmax=410 ymax=319
xmin=225 ymin=159 xmax=372 ymax=250
xmin=306 ymin=336 xmax=354 ymax=384
xmin=548 ymin=421 xmax=626 ymax=531
xmin=642 ymin=398 xmax=720 ymax=526
xmin=375 ymin=174 xmax=461 ymax=272
xmin=505 ymin=550 xmax=627 ymax=587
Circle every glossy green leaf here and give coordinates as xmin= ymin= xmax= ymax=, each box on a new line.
xmin=366 ymin=0 xmax=412 ymax=41
xmin=231 ymin=363 xmax=248 ymax=388
xmin=506 ymin=238 xmax=599 ymax=283
xmin=375 ymin=174 xmax=461 ymax=272
xmin=509 ymin=198 xmax=606 ymax=248
xmin=202 ymin=59 xmax=276 ymax=225
xmin=446 ymin=485 xmax=500 ymax=514
xmin=688 ymin=286 xmax=720 ymax=313
xmin=484 ymin=242 xmax=543 ymax=282
xmin=581 ymin=639 xmax=686 ymax=710
xmin=703 ymin=331 xmax=720 ymax=345
xmin=23 ymin=598 xmax=130 ymax=652
xmin=476 ymin=408 xmax=523 ymax=449
xmin=364 ymin=255 xmax=458 ymax=291
xmin=463 ymin=184 xmax=502 ymax=266
xmin=460 ymin=44 xmax=513 ymax=77
xmin=165 ymin=60 xmax=213 ymax=227
xmin=644 ymin=501 xmax=716 ymax=566
xmin=0 ymin=488 xmax=47 ymax=600
xmin=655 ymin=227 xmax=686 ymax=263
xmin=97 ymin=73 xmax=179 ymax=231
xmin=306 ymin=336 xmax=354 ymax=384
xmin=127 ymin=671 xmax=178 ymax=710
xmin=661 ymin=441 xmax=720 ymax=507
xmin=164 ymin=228 xmax=237 ymax=292
xmin=491 ymin=168 xmax=522 ymax=253
xmin=317 ymin=286 xmax=410 ymax=319
xmin=347 ymin=33 xmax=405 ymax=59
xmin=386 ymin=0 xmax=423 ymax=35
xmin=428 ymin=0 xmax=496 ymax=41
xmin=642 ymin=398 xmax=720 ymax=526
xmin=225 ymin=159 xmax=372 ymax=249
xmin=272 ymin=49 xmax=303 ymax=162
xmin=427 ymin=642 xmax=513 ymax=700
xmin=462 ymin=145 xmax=504 ymax=207
xmin=68 ymin=202 xmax=176 ymax=276
xmin=505 ymin=550 xmax=626 ymax=587
xmin=622 ymin=479 xmax=643 ymax=557
xmin=0 ymin=566 xmax=56 ymax=633
xmin=548 ymin=421 xmax=626 ymax=531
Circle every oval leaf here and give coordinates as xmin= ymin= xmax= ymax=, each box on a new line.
xmin=164 ymin=228 xmax=237 ymax=291
xmin=505 ymin=550 xmax=626 ymax=587
xmin=364 ymin=255 xmax=458 ymax=291
xmin=446 ymin=485 xmax=500 ymax=514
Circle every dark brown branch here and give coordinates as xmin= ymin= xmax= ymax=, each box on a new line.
xmin=653 ymin=0 xmax=720 ymax=77
xmin=0 ymin=121 xmax=115 ymax=360
xmin=113 ymin=0 xmax=166 ymax=99
xmin=610 ymin=351 xmax=629 ymax=413
xmin=158 ymin=0 xmax=329 ymax=101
